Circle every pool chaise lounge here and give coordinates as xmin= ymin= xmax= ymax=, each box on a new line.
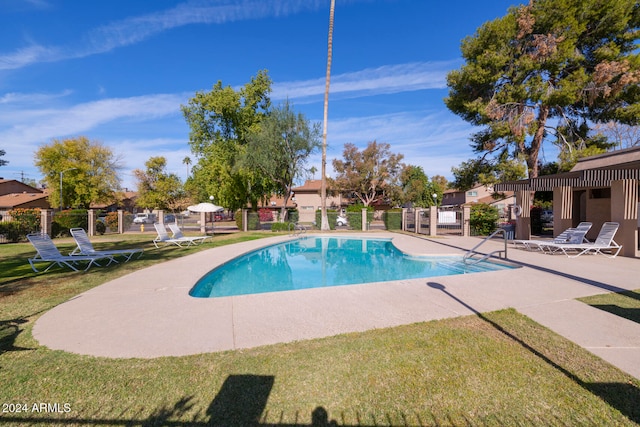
xmin=167 ymin=223 xmax=209 ymax=246
xmin=70 ymin=228 xmax=144 ymax=262
xmin=153 ymin=223 xmax=204 ymax=248
xmin=536 ymin=222 xmax=622 ymax=258
xmin=512 ymin=222 xmax=592 ymax=251
xmin=27 ymin=233 xmax=116 ymax=272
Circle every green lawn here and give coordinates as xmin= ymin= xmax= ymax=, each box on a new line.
xmin=1 ymin=233 xmax=639 ymax=426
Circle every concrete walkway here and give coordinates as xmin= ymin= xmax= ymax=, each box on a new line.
xmin=33 ymin=232 xmax=640 ymax=379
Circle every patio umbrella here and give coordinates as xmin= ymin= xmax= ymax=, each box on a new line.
xmin=187 ymin=202 xmax=224 ymax=213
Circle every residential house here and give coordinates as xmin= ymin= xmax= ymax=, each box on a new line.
xmin=495 ymin=146 xmax=640 ymax=258
xmin=442 ymin=184 xmax=515 ymax=219
xmin=0 ymin=180 xmax=50 ymax=219
xmin=291 ymin=180 xmax=345 ymax=223
xmin=90 ymin=190 xmax=138 ymax=213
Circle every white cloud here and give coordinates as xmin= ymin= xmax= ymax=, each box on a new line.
xmin=301 ymin=110 xmax=477 ymax=181
xmin=0 ymin=93 xmax=187 ymax=144
xmin=0 ymin=90 xmax=73 ymax=105
xmin=0 ymin=92 xmax=189 ymax=185
xmin=0 ymin=0 xmax=333 ymax=70
xmin=274 ymin=61 xmax=458 ymax=102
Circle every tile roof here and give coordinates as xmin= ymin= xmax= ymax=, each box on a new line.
xmin=0 ymin=192 xmax=50 ymax=208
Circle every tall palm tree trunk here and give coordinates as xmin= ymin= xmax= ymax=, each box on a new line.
xmin=320 ymin=0 xmax=335 ymax=231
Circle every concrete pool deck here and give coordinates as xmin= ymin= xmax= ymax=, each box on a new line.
xmin=33 ymin=232 xmax=640 ymax=379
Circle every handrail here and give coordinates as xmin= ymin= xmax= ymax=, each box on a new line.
xmin=463 ymin=228 xmax=508 ymax=264
xmin=288 ymin=222 xmax=306 ymax=237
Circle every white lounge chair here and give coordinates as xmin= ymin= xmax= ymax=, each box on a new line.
xmin=153 ymin=223 xmax=191 ymax=248
xmin=167 ymin=223 xmax=209 ymax=246
xmin=537 ymin=222 xmax=622 ymax=258
xmin=27 ymin=233 xmax=116 ymax=272
xmin=70 ymin=228 xmax=143 ymax=262
xmin=512 ymin=222 xmax=592 ymax=251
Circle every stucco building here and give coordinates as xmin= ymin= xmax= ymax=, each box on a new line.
xmin=495 ymin=147 xmax=640 ymax=258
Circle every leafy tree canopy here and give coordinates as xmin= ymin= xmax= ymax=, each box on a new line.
xmin=399 ymin=165 xmax=443 ymax=207
xmin=34 ymin=136 xmax=121 ymax=209
xmin=243 ymin=100 xmax=321 ymax=221
xmin=445 ymin=0 xmax=640 ymax=179
xmin=451 ymin=152 xmax=527 ymax=191
xmin=332 ymin=141 xmax=404 ymax=207
xmin=181 ymin=70 xmax=273 ymax=211
xmin=133 ymin=156 xmax=185 ymax=211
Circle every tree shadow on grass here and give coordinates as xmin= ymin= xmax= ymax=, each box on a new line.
xmin=426 ymin=281 xmax=640 ymax=425
xmin=0 ymin=316 xmax=32 ymax=356
xmin=2 ymin=369 xmax=637 ymax=425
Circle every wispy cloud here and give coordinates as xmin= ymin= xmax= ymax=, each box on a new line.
xmin=274 ymin=61 xmax=459 ymax=102
xmin=299 ymin=109 xmax=475 ymax=180
xmin=0 ymin=0 xmax=333 ymax=71
xmin=0 ymin=90 xmax=72 ymax=105
xmin=0 ymin=93 xmax=187 ymax=151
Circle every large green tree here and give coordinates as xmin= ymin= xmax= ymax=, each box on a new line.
xmin=34 ymin=136 xmax=121 ymax=209
xmin=451 ymin=154 xmax=528 ymax=190
xmin=445 ymin=0 xmax=640 ymax=179
xmin=243 ymin=100 xmax=321 ymax=221
xmin=400 ymin=165 xmax=442 ymax=207
xmin=133 ymin=156 xmax=185 ymax=211
xmin=181 ymin=70 xmax=272 ymax=211
xmin=332 ymin=141 xmax=404 ymax=207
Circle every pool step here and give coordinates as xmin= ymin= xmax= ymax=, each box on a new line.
xmin=435 ymin=259 xmax=502 ymax=275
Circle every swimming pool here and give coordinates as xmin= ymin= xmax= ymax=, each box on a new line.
xmin=190 ymin=236 xmax=514 ymax=298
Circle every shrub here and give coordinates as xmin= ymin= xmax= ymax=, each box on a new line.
xmin=96 ymin=220 xmax=106 ymax=235
xmin=9 ymin=208 xmax=40 ymax=233
xmin=271 ymin=222 xmax=293 ymax=232
xmin=235 ymin=210 xmax=262 ymax=230
xmin=53 ymin=209 xmax=88 ymax=237
xmin=258 ymin=208 xmax=273 ymax=222
xmin=105 ymin=212 xmax=119 ymax=230
xmin=383 ymin=209 xmax=403 ymax=230
xmin=346 ymin=205 xmax=374 ymax=230
xmin=286 ymin=209 xmax=299 ymax=223
xmin=469 ymin=203 xmax=499 ymax=236
xmin=4 ymin=208 xmax=40 ymax=241
xmin=315 ymin=209 xmax=338 ymax=230
xmin=0 ymin=222 xmax=23 ymax=242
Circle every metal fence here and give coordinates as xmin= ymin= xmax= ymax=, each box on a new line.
xmin=436 ymin=208 xmax=463 ymax=235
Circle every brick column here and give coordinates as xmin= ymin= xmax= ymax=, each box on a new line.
xmin=611 ymin=179 xmax=639 ymax=258
xmin=40 ymin=209 xmax=53 ymax=236
xmin=429 ymin=206 xmax=437 ymax=236
xmin=117 ymin=210 xmax=124 ymax=234
xmin=462 ymin=205 xmax=471 ymax=236
xmin=515 ymin=190 xmax=532 ymax=240
xmin=553 ymin=186 xmax=573 ymax=237
xmin=87 ymin=209 xmax=96 ymax=236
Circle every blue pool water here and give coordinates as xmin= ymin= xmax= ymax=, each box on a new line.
xmin=190 ymin=237 xmax=514 ymax=298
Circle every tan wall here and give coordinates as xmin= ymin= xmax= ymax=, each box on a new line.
xmin=295 ymin=193 xmax=342 ymax=223
xmin=585 ymin=193 xmax=611 ymax=241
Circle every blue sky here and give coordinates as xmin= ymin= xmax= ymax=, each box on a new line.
xmin=0 ymin=0 xmax=528 ymax=191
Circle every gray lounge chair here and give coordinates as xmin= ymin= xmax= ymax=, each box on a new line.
xmin=153 ymin=223 xmax=191 ymax=248
xmin=167 ymin=223 xmax=209 ymax=246
xmin=512 ymin=222 xmax=592 ymax=251
xmin=70 ymin=228 xmax=143 ymax=262
xmin=537 ymin=222 xmax=622 ymax=258
xmin=27 ymin=233 xmax=116 ymax=272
